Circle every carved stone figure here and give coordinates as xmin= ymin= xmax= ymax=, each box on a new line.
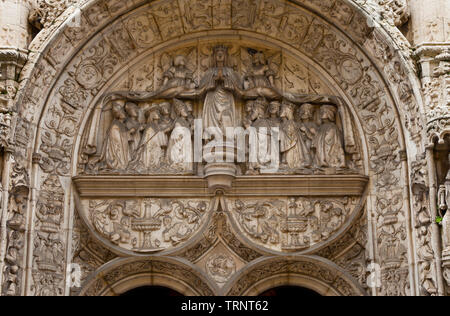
xmin=132 ymin=108 xmax=169 ymax=171
xmin=280 ymin=101 xmax=310 ymax=171
xmin=297 ymin=103 xmax=317 ymax=168
xmin=243 ymin=100 xmax=255 ymax=129
xmin=313 ymin=105 xmax=346 ymax=170
xmin=124 ymin=102 xmax=143 ymax=156
xmin=167 ymin=99 xmax=193 ymax=172
xmin=243 ymin=50 xmax=276 ymax=90
xmin=161 ymin=55 xmax=196 ymax=92
xmin=98 ymin=102 xmax=131 ymax=171
xmin=200 ymin=45 xmax=241 ymax=139
xmin=7 ymin=186 xmax=28 ymax=231
xmin=247 ymin=99 xmax=272 ymax=174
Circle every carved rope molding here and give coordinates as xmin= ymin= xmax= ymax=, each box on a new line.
xmin=5 ymin=0 xmax=432 ymax=296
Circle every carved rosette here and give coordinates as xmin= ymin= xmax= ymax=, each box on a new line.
xmin=205 ymin=253 xmax=237 ymax=285
xmin=78 ymin=198 xmax=211 ymax=256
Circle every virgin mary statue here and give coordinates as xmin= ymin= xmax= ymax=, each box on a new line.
xmin=198 ymin=45 xmax=242 ymax=139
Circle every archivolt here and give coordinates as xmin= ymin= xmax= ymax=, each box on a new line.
xmin=79 ymin=256 xmax=215 ymax=296
xmin=224 ymin=256 xmax=367 ymax=296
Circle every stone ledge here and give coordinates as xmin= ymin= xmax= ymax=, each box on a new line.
xmin=73 ymin=174 xmax=369 ymax=197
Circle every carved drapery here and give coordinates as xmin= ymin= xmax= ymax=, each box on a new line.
xmin=3 ymin=0 xmax=431 ymax=296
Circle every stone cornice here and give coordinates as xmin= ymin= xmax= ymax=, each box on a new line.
xmin=73 ymin=175 xmax=369 ymax=197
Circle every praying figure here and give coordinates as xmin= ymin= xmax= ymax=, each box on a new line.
xmin=297 ymin=103 xmax=317 ymax=168
xmin=99 ymin=102 xmax=130 ymax=171
xmin=199 ymin=45 xmax=242 ymax=139
xmin=124 ymin=102 xmax=143 ymax=157
xmin=313 ymin=105 xmax=346 ymax=169
xmin=167 ymin=99 xmax=193 ymax=172
xmin=280 ymin=101 xmax=308 ymax=171
xmin=132 ymin=109 xmax=169 ymax=170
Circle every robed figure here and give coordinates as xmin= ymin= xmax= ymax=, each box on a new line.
xmin=167 ymin=99 xmax=193 ymax=172
xmin=313 ymin=105 xmax=346 ymax=169
xmin=199 ymin=46 xmax=242 ymax=138
xmin=131 ymin=109 xmax=169 ymax=170
xmin=99 ymin=102 xmax=130 ymax=171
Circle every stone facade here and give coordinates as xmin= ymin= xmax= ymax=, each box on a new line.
xmin=0 ymin=0 xmax=448 ymax=296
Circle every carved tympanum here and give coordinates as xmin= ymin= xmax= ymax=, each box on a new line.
xmin=80 ymin=198 xmax=211 ymax=255
xmin=228 ymin=196 xmax=358 ymax=253
xmin=79 ymin=43 xmax=362 ymax=177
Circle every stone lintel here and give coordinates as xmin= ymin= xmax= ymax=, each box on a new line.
xmin=73 ymin=174 xmax=369 ymax=197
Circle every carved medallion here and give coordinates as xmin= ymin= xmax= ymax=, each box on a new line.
xmin=205 ymin=253 xmax=236 ymax=285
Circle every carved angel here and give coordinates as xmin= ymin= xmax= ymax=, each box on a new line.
xmin=241 ymin=48 xmax=281 ymax=100
xmin=157 ymin=51 xmax=197 ymax=98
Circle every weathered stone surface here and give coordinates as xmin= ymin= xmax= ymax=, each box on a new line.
xmin=0 ymin=0 xmax=448 ymax=296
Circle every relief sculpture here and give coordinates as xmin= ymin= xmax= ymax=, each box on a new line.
xmin=84 ymin=198 xmax=210 ymax=254
xmin=229 ymin=197 xmax=356 ymax=253
xmin=79 ymin=43 xmax=361 ymax=177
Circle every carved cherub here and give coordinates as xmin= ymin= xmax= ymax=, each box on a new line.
xmin=153 ymin=51 xmax=198 ymax=99
xmin=242 ymin=48 xmax=280 ymax=90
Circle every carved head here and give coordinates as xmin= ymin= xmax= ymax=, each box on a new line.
xmin=298 ymin=103 xmax=315 ymax=121
xmin=268 ymin=101 xmax=281 ymax=116
xmin=173 ymin=55 xmax=187 ymax=67
xmin=280 ymin=101 xmax=295 ymax=119
xmin=173 ymin=99 xmax=188 ymax=117
xmin=213 ymin=45 xmax=229 ymax=66
xmin=319 ymin=105 xmax=338 ymax=122
xmin=184 ymin=101 xmax=194 ymax=114
xmin=244 ymin=100 xmax=254 ymax=114
xmin=112 ymin=102 xmax=127 ymax=121
xmin=11 ymin=186 xmax=29 ymax=212
xmin=159 ymin=102 xmax=172 ymax=116
xmin=125 ymin=102 xmax=139 ymax=118
xmin=253 ymin=51 xmax=265 ymax=65
xmin=252 ymin=99 xmax=267 ymax=119
xmin=146 ymin=109 xmax=160 ymax=122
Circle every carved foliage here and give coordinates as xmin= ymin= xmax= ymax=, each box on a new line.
xmin=31 ymin=173 xmax=66 ymax=296
xmin=83 ymin=198 xmax=210 ymax=254
xmin=228 ymin=197 xmax=356 ymax=253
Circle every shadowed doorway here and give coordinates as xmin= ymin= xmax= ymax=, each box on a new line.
xmin=121 ymin=286 xmax=183 ymax=296
xmin=259 ymin=286 xmax=321 ymax=296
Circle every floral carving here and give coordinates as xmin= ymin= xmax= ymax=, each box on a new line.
xmin=84 ymin=198 xmax=210 ymax=254
xmin=229 ymin=197 xmax=355 ymax=252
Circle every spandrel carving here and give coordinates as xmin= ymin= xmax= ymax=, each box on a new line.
xmin=82 ymin=198 xmax=211 ymax=254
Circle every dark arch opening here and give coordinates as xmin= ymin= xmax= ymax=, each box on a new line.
xmin=120 ymin=286 xmax=184 ymax=296
xmin=259 ymin=286 xmax=321 ymax=296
